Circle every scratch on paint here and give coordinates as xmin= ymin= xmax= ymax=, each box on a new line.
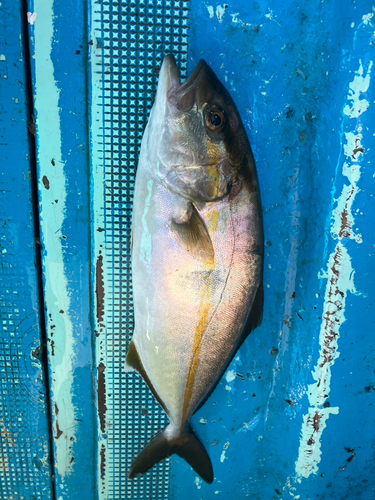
xmin=265 ymin=8 xmax=281 ymax=27
xmin=265 ymin=169 xmax=300 ymax=424
xmin=236 ymin=413 xmax=261 ymax=434
xmin=294 ymin=58 xmax=372 ymax=479
xmin=34 ymin=0 xmax=77 ymax=477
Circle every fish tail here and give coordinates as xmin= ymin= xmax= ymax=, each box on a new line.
xmin=128 ymin=424 xmax=213 ymax=484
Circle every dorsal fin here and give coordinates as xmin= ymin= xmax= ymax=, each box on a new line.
xmin=171 ymin=204 xmax=214 ymax=264
xmin=125 ymin=340 xmax=168 ymax=413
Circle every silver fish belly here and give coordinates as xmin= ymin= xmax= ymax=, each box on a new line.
xmin=125 ymin=54 xmax=263 ymax=484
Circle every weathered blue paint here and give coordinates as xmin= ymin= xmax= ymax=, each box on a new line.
xmin=3 ymin=0 xmax=374 ymax=498
xmin=169 ymin=1 xmax=375 ymax=499
xmin=27 ymin=0 xmax=97 ymax=498
xmin=0 ymin=1 xmax=52 ymax=498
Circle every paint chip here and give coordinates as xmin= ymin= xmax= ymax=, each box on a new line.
xmin=27 ymin=12 xmax=37 ymax=25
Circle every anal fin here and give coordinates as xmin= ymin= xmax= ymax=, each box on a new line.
xmin=171 ymin=203 xmax=214 ymax=265
xmin=124 ymin=340 xmax=168 ymax=413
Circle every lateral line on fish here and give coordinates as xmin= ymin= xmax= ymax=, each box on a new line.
xmin=181 ymin=205 xmax=236 ymax=422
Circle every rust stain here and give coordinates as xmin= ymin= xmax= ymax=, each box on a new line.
xmin=100 ymin=444 xmax=106 ymax=480
xmin=0 ymin=422 xmax=14 ymax=447
xmin=352 ymin=146 xmax=364 ymax=159
xmin=0 ymin=457 xmax=9 ymax=472
xmin=42 ymin=175 xmax=50 ymax=190
xmin=96 ymin=253 xmax=105 ymax=324
xmin=55 ymin=420 xmax=63 ymax=440
xmin=55 ymin=402 xmax=63 ymax=439
xmin=97 ymin=362 xmax=107 ymax=433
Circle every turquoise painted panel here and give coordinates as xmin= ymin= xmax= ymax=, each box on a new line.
xmin=169 ymin=1 xmax=375 ymax=499
xmin=27 ymin=0 xmax=97 ymax=498
xmin=0 ymin=1 xmax=52 ymax=498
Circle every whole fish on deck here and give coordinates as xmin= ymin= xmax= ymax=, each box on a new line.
xmin=125 ymin=54 xmax=264 ymax=483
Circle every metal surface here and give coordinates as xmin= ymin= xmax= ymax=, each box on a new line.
xmin=0 ymin=1 xmax=52 ymax=498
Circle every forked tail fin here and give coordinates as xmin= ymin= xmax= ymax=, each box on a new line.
xmin=128 ymin=425 xmax=213 ymax=484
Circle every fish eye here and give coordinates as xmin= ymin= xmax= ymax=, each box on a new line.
xmin=206 ymin=109 xmax=225 ymax=132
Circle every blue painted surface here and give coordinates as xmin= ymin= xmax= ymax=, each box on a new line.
xmin=27 ymin=0 xmax=97 ymax=498
xmin=0 ymin=1 xmax=52 ymax=498
xmin=2 ymin=0 xmax=374 ymax=498
xmin=169 ymin=1 xmax=375 ymax=499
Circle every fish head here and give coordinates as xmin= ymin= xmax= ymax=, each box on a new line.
xmin=146 ymin=54 xmax=251 ymax=203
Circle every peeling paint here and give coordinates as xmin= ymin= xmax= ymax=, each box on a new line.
xmin=295 ymin=57 xmax=372 ymax=479
xmin=34 ymin=0 xmax=77 ymax=478
xmin=27 ymin=12 xmax=37 ymax=25
xmin=236 ymin=413 xmax=261 ymax=434
xmin=95 ymin=253 xmax=105 ymax=324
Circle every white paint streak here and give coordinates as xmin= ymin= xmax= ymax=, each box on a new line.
xmin=362 ymin=11 xmax=374 ymax=24
xmin=216 ymin=5 xmax=226 ymax=23
xmin=295 ymin=58 xmax=372 ymax=479
xmin=230 ymin=13 xmax=252 ymax=26
xmin=34 ymin=0 xmax=76 ymax=478
xmin=27 ymin=12 xmax=37 ymax=25
xmin=343 ymin=61 xmax=373 ymax=118
xmin=206 ymin=5 xmax=214 ymax=18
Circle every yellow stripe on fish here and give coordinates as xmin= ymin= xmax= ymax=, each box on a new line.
xmin=182 ymin=261 xmax=215 ymax=422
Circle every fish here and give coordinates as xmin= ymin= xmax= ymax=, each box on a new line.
xmin=124 ymin=54 xmax=264 ymax=484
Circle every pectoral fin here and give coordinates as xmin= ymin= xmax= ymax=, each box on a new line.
xmin=171 ymin=203 xmax=214 ymax=264
xmin=124 ymin=340 xmax=167 ymax=413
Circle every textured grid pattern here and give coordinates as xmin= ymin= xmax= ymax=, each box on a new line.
xmin=0 ymin=236 xmax=51 ymax=500
xmin=94 ymin=1 xmax=189 ymax=498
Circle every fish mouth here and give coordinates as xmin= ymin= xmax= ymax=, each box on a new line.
xmin=159 ymin=55 xmax=208 ymax=111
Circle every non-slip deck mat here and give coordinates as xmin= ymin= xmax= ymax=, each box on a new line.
xmin=92 ymin=1 xmax=189 ymax=498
